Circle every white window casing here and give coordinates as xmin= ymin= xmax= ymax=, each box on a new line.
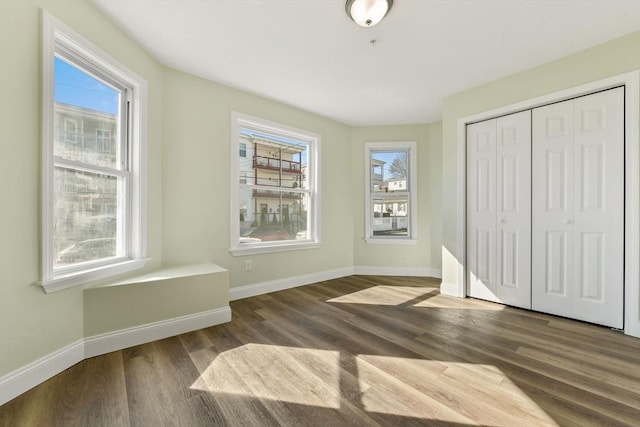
xmin=230 ymin=112 xmax=321 ymax=256
xmin=364 ymin=141 xmax=418 ymax=245
xmin=40 ymin=11 xmax=148 ymax=293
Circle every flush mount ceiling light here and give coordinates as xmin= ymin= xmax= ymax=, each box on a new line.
xmin=346 ymin=0 xmax=393 ymax=27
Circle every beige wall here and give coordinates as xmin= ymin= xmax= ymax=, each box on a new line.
xmin=0 ymin=0 xmax=164 ymax=376
xmin=160 ymin=68 xmax=355 ymax=287
xmin=441 ymin=32 xmax=640 ymax=290
xmin=351 ymin=123 xmax=442 ymax=273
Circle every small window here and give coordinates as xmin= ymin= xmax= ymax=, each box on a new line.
xmin=230 ymin=112 xmax=320 ymax=255
xmin=64 ymin=118 xmax=80 ymax=145
xmin=96 ymin=129 xmax=111 ymax=153
xmin=364 ymin=142 xmax=417 ymax=244
xmin=41 ymin=12 xmax=148 ymax=292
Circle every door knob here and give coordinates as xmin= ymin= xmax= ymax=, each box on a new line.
xmin=564 ymin=219 xmax=573 ymax=225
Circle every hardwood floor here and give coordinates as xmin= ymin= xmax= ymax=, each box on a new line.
xmin=1 ymin=275 xmax=639 ymax=426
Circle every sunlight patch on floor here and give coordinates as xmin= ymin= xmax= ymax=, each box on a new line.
xmin=356 ymin=355 xmax=559 ymax=426
xmin=327 ymin=285 xmax=436 ymax=306
xmin=190 ymin=344 xmax=341 ymax=408
xmin=413 ymin=292 xmax=507 ymax=311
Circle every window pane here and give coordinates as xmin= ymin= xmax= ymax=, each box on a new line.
xmin=54 ymin=57 xmax=120 ymax=169
xmin=53 ymin=167 xmax=121 ymax=268
xmin=372 ymin=196 xmax=409 ymax=237
xmin=370 ymin=150 xmax=408 ymax=192
xmin=239 ymin=190 xmax=308 ymax=243
xmin=239 ymin=132 xmax=308 ymax=189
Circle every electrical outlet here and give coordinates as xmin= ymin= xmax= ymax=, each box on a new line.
xmin=244 ymin=259 xmax=253 ymax=271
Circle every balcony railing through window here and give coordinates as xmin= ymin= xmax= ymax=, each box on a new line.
xmin=253 ymin=155 xmax=302 ymax=173
xmin=252 ymin=189 xmax=303 ymax=200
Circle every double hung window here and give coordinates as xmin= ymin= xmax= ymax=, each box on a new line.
xmin=41 ymin=13 xmax=147 ymax=292
xmin=364 ymin=141 xmax=418 ymax=243
xmin=230 ymin=112 xmax=320 ymax=255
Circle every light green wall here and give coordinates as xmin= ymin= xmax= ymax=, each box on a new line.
xmin=161 ymin=68 xmax=355 ymax=287
xmin=441 ymin=31 xmax=640 ymax=288
xmin=351 ymin=123 xmax=442 ymax=272
xmin=84 ymin=265 xmax=228 ymax=336
xmin=0 ymin=0 xmax=164 ymax=376
xmin=4 ymin=0 xmax=636 ymax=388
xmin=0 ymin=0 xmax=440 ymax=385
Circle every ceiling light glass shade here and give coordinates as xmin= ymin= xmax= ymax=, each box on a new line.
xmin=346 ymin=0 xmax=393 ymax=27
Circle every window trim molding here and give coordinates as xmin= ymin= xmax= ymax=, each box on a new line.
xmin=364 ymin=141 xmax=418 ymax=244
xmin=40 ymin=11 xmax=148 ymax=293
xmin=229 ymin=111 xmax=321 ymax=256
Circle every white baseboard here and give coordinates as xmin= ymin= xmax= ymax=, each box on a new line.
xmin=0 ymin=339 xmax=84 ymax=406
xmin=84 ymin=306 xmax=232 ymax=358
xmin=229 ymin=266 xmax=443 ymax=301
xmin=0 ymin=307 xmax=231 ymax=406
xmin=229 ymin=267 xmax=354 ymax=301
xmin=354 ymin=266 xmax=442 ymax=279
xmin=2 ymin=267 xmax=445 ymax=406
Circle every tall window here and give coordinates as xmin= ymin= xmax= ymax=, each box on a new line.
xmin=41 ymin=12 xmax=147 ymax=292
xmin=230 ymin=112 xmax=320 ymax=255
xmin=364 ymin=141 xmax=418 ymax=243
xmin=96 ymin=129 xmax=111 ymax=153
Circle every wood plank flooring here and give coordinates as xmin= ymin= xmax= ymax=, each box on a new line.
xmin=1 ymin=275 xmax=639 ymax=426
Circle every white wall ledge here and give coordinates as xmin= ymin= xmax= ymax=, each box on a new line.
xmin=87 ymin=262 xmax=228 ymax=288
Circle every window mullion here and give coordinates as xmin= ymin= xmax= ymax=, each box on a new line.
xmin=54 ymin=156 xmax=126 ymax=178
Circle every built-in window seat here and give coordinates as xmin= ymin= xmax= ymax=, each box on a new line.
xmin=83 ymin=263 xmax=231 ymax=357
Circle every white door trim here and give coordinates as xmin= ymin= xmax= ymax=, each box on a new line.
xmin=451 ymin=70 xmax=640 ymax=337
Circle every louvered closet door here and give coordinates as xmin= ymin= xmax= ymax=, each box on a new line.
xmin=532 ymin=87 xmax=624 ymax=328
xmin=467 ymin=111 xmax=531 ymax=308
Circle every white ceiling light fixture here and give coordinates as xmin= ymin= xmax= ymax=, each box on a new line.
xmin=346 ymin=0 xmax=393 ymax=27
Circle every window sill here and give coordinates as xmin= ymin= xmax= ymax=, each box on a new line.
xmin=365 ymin=238 xmax=418 ymax=245
xmin=39 ymin=258 xmax=149 ymax=294
xmin=229 ymin=241 xmax=320 ymax=256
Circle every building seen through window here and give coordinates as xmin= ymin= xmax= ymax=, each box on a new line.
xmin=370 ymin=150 xmax=409 ymax=237
xmin=364 ymin=141 xmax=417 ymax=242
xmin=237 ymin=129 xmax=309 ymax=243
xmin=52 ymin=56 xmax=122 ymax=267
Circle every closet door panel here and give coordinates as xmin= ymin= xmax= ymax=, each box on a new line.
xmin=532 ymin=101 xmax=575 ymax=317
xmin=532 ymin=87 xmax=624 ymax=328
xmin=467 ymin=119 xmax=498 ymax=302
xmin=496 ymin=110 xmax=531 ymax=309
xmin=572 ymin=87 xmax=624 ymax=328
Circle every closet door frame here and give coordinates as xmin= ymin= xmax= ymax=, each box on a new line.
xmin=451 ymin=71 xmax=640 ymax=338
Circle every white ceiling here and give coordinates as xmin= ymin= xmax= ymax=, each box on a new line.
xmin=91 ymin=0 xmax=640 ymax=126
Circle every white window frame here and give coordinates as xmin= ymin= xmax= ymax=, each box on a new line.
xmin=364 ymin=141 xmax=418 ymax=244
xmin=40 ymin=11 xmax=148 ymax=293
xmin=230 ymin=112 xmax=321 ymax=256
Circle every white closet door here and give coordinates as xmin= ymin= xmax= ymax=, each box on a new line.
xmin=496 ymin=111 xmax=531 ymax=309
xmin=532 ymin=87 xmax=624 ymax=328
xmin=572 ymin=88 xmax=624 ymax=328
xmin=467 ymin=119 xmax=498 ymax=303
xmin=467 ymin=111 xmax=531 ymax=307
xmin=532 ymin=101 xmax=575 ymax=317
